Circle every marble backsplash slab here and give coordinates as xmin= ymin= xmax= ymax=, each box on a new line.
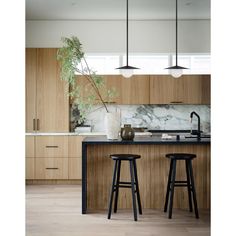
xmin=71 ymin=104 xmax=210 ymax=133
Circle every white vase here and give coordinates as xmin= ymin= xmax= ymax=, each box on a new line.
xmin=104 ymin=112 xmax=120 ymax=140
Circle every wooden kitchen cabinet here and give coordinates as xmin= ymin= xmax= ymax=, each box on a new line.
xmin=35 ymin=136 xmax=69 ymax=179
xmin=26 ymin=135 xmax=69 ymax=180
xmin=25 ymin=136 xmax=35 ymax=179
xmin=72 ymin=75 xmax=149 ymax=105
xmin=35 ymin=158 xmax=68 ymax=179
xmin=26 ymin=49 xmax=37 ymax=132
xmin=26 ymin=136 xmax=35 ymax=158
xmin=103 ymin=75 xmax=150 ymax=104
xmin=35 ymin=136 xmax=68 ymax=158
xmin=68 ymin=136 xmax=84 ymax=180
xmin=72 ymin=74 xmax=209 ymax=105
xmin=69 ymin=158 xmax=82 ymax=179
xmin=26 ymin=135 xmax=84 ymax=181
xmin=25 ymin=48 xmax=69 ymax=132
xmin=183 ymin=75 xmax=211 ymax=104
xmin=150 ymin=75 xmax=184 ymax=104
xmin=150 ymin=75 xmax=210 ymax=104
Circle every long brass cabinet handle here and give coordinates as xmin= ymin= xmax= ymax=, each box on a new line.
xmin=45 ymin=167 xmax=59 ymax=170
xmin=45 ymin=145 xmax=59 ymax=148
xmin=37 ymin=119 xmax=40 ymax=130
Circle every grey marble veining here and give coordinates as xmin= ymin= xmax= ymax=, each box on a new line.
xmin=71 ymin=104 xmax=210 ymax=133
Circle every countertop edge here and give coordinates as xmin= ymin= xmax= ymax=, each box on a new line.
xmin=82 ymin=136 xmax=211 ymax=145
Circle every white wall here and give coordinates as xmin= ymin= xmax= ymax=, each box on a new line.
xmin=26 ymin=20 xmax=210 ymax=53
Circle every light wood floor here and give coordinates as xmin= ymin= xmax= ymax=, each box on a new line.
xmin=26 ymin=185 xmax=210 ymax=236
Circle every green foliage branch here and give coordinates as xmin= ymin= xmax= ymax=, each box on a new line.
xmin=57 ymin=36 xmax=117 ymax=124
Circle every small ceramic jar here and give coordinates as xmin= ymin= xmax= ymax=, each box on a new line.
xmin=120 ymin=124 xmax=135 ymax=141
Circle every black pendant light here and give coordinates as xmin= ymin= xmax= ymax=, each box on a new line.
xmin=166 ymin=0 xmax=188 ymax=78
xmin=116 ymin=0 xmax=139 ymax=78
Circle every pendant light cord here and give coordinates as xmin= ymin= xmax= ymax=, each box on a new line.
xmin=175 ymin=0 xmax=178 ymax=66
xmin=126 ymin=0 xmax=129 ymax=66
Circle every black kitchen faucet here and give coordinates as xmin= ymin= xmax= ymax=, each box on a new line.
xmin=190 ymin=111 xmax=201 ymax=140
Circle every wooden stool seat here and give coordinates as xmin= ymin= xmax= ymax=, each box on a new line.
xmin=166 ymin=153 xmax=196 ymax=160
xmin=110 ymin=154 xmax=141 ymax=161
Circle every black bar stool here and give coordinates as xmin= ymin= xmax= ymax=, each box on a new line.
xmin=107 ymin=154 xmax=142 ymax=221
xmin=164 ymin=153 xmax=199 ymax=219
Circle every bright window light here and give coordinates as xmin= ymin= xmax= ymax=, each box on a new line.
xmin=123 ymin=55 xmax=169 ymax=74
xmin=76 ymin=54 xmax=211 ymax=75
xmin=172 ymin=54 xmax=211 ymax=74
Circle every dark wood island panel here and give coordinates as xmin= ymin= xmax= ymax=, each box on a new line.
xmin=82 ymin=136 xmax=210 ymax=214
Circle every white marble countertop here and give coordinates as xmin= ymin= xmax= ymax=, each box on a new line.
xmin=25 ymin=132 xmax=152 ymax=136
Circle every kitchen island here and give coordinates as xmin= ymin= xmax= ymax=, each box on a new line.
xmin=82 ymin=136 xmax=210 ymax=214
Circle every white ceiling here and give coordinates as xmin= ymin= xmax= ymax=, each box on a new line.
xmin=26 ymin=0 xmax=210 ymax=21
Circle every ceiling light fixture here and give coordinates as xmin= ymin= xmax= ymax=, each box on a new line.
xmin=116 ymin=0 xmax=139 ymax=78
xmin=166 ymin=0 xmax=188 ymax=78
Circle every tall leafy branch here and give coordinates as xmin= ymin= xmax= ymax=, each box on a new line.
xmin=57 ymin=37 xmax=116 ymax=124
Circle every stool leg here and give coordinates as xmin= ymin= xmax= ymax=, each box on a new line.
xmin=114 ymin=160 xmax=121 ymax=213
xmin=168 ymin=159 xmax=176 ymax=219
xmin=129 ymin=160 xmax=138 ymax=221
xmin=108 ymin=160 xmax=118 ymax=219
xmin=164 ymin=159 xmax=173 ymax=212
xmin=185 ymin=160 xmax=193 ymax=212
xmin=133 ymin=160 xmax=142 ymax=215
xmin=188 ymin=160 xmax=199 ymax=219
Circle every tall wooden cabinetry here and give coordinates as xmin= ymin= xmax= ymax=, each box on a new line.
xmin=26 ymin=49 xmax=37 ymax=132
xmin=26 ymin=48 xmax=69 ymax=132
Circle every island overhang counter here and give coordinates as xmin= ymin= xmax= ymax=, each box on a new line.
xmin=82 ymin=136 xmax=210 ymax=214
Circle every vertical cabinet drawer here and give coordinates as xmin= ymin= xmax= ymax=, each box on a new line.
xmin=35 ymin=158 xmax=68 ymax=179
xmin=36 ymin=136 xmax=68 ymax=158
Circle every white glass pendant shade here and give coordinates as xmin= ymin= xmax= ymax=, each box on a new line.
xmin=169 ymin=68 xmax=183 ymax=78
xmin=116 ymin=65 xmax=138 ymax=78
xmin=120 ymin=68 xmax=134 ymax=78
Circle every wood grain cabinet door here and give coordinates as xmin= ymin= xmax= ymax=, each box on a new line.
xmin=26 ymin=48 xmax=37 ymax=132
xmin=103 ymin=75 xmax=150 ymax=104
xmin=36 ymin=48 xmax=69 ymax=132
xmin=150 ymin=75 xmax=210 ymax=105
xmin=150 ymin=75 xmax=184 ymax=104
xmin=183 ymin=75 xmax=211 ymax=104
xmin=68 ymin=136 xmax=84 ymax=179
